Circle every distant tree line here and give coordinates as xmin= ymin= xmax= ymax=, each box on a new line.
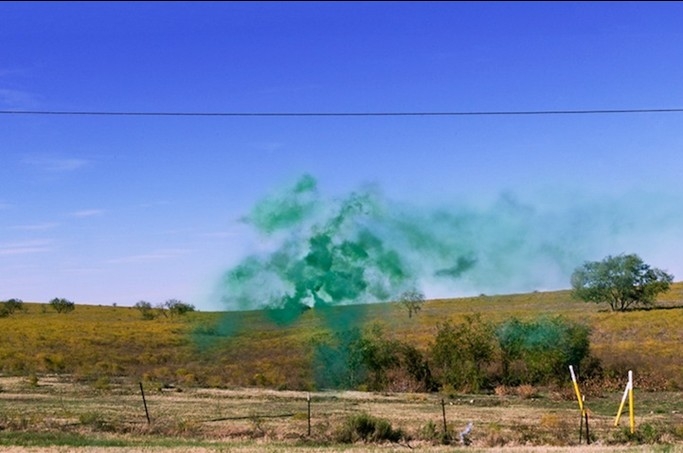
xmin=134 ymin=299 xmax=196 ymax=320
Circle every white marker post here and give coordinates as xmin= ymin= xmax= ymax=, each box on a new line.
xmin=614 ymin=370 xmax=635 ymax=434
xmin=569 ymin=365 xmax=584 ymax=414
xmin=628 ymin=370 xmax=635 ymax=434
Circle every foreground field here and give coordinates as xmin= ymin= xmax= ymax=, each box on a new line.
xmin=1 ymin=284 xmax=682 ymax=449
xmin=1 ymin=375 xmax=682 ymax=451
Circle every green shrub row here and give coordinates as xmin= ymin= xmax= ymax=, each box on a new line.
xmin=313 ymin=314 xmax=596 ymax=392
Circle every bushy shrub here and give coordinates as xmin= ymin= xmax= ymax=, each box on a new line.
xmin=399 ymin=343 xmax=437 ymax=392
xmin=313 ymin=328 xmax=367 ymax=389
xmin=430 ymin=314 xmax=496 ymax=391
xmin=335 ymin=412 xmax=405 ymax=443
xmin=164 ymin=299 xmax=196 ymax=317
xmin=496 ymin=316 xmax=591 ymax=385
xmin=49 ymin=297 xmax=75 ymax=313
xmin=134 ymin=300 xmax=157 ymax=320
xmin=0 ymin=298 xmax=24 ymax=317
xmin=313 ymin=323 xmax=433 ymax=392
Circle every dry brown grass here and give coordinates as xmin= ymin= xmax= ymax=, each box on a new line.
xmin=1 ymin=376 xmax=682 ymax=451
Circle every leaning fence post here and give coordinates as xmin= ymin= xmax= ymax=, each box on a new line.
xmin=307 ymin=392 xmax=311 ymax=436
xmin=139 ymin=382 xmax=151 ymax=424
xmin=584 ymin=407 xmax=590 ymax=445
xmin=441 ymin=398 xmax=448 ymax=438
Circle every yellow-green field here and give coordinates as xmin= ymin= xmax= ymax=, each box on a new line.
xmin=2 ymin=283 xmax=682 ymax=390
xmin=1 ymin=284 xmax=682 ymax=450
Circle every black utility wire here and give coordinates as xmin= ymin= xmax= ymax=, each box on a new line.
xmin=1 ymin=108 xmax=683 ymax=117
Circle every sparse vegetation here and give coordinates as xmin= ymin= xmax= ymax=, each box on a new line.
xmin=134 ymin=300 xmax=157 ymax=320
xmin=0 ymin=298 xmax=24 ymax=317
xmin=164 ymin=299 xmax=196 ymax=317
xmin=48 ymin=297 xmax=75 ymax=314
xmin=399 ymin=289 xmax=425 ymax=319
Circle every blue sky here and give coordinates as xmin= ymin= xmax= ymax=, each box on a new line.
xmin=1 ymin=2 xmax=682 ymax=311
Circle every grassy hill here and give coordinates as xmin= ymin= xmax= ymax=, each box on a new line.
xmin=1 ymin=283 xmax=682 ymax=392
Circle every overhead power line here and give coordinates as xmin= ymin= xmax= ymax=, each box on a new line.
xmin=1 ymin=108 xmax=683 ymax=117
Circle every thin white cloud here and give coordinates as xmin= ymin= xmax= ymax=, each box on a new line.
xmin=22 ymin=155 xmax=90 ymax=173
xmin=138 ymin=200 xmax=171 ymax=208
xmin=70 ymin=209 xmax=105 ymax=218
xmin=0 ymin=201 xmax=12 ymax=210
xmin=61 ymin=267 xmax=104 ymax=275
xmin=203 ymin=231 xmax=239 ymax=239
xmin=10 ymin=222 xmax=60 ymax=231
xmin=202 ymin=224 xmax=250 ymax=239
xmin=106 ymin=248 xmax=191 ymax=264
xmin=0 ymin=240 xmax=53 ymax=256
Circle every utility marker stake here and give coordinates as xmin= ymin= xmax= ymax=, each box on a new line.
xmin=441 ymin=399 xmax=448 ymax=440
xmin=307 ymin=392 xmax=311 ymax=437
xmin=584 ymin=403 xmax=590 ymax=445
xmin=614 ymin=370 xmax=635 ymax=434
xmin=569 ymin=365 xmax=587 ymax=444
xmin=614 ymin=379 xmax=630 ymax=426
xmin=139 ymin=382 xmax=151 ymax=424
xmin=569 ymin=365 xmax=584 ymax=414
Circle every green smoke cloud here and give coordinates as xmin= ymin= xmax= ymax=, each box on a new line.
xmin=221 ymin=178 xmax=416 ymax=325
xmin=211 ymin=175 xmax=680 ymax=389
xmin=218 ymin=175 xmax=682 ymax=319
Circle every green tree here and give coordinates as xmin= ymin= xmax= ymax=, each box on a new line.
xmin=356 ymin=323 xmax=401 ymax=391
xmin=313 ymin=328 xmax=368 ymax=389
xmin=0 ymin=298 xmax=24 ymax=317
xmin=430 ymin=314 xmax=496 ymax=392
xmin=164 ymin=299 xmax=196 ymax=317
xmin=399 ymin=289 xmax=425 ymax=318
xmin=571 ymin=254 xmax=674 ymax=311
xmin=49 ymin=297 xmax=75 ymax=313
xmin=134 ymin=300 xmax=157 ymax=320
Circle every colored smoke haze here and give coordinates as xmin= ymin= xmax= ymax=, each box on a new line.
xmin=216 ymin=174 xmax=680 ymax=322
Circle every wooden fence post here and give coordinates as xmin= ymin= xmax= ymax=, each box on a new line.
xmin=139 ymin=382 xmax=151 ymax=424
xmin=307 ymin=392 xmax=311 ymax=436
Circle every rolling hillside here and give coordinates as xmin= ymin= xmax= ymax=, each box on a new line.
xmin=1 ymin=283 xmax=682 ymax=391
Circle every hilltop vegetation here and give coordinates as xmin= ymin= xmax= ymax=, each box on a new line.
xmin=1 ymin=283 xmax=682 ymax=393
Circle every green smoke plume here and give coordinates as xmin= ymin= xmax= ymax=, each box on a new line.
xmin=212 ymin=175 xmax=680 ymax=388
xmin=221 ymin=177 xmax=417 ymax=325
xmin=218 ymin=175 xmax=681 ymax=319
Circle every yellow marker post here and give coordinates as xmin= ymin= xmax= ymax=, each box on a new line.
xmin=570 ymin=365 xmax=589 ymax=444
xmin=614 ymin=370 xmax=635 ymax=434
xmin=614 ymin=379 xmax=630 ymax=427
xmin=569 ymin=365 xmax=584 ymax=414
